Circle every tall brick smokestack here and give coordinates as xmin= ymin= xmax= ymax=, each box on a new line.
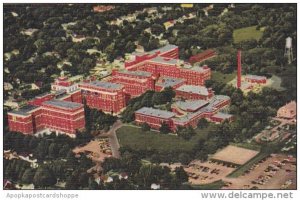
xmin=237 ymin=50 xmax=241 ymax=88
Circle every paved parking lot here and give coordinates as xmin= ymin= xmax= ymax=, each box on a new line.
xmin=222 ymin=154 xmax=296 ymax=189
xmin=184 ymin=160 xmax=236 ymax=185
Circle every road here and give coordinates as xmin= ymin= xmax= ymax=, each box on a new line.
xmin=98 ymin=120 xmax=123 ymax=158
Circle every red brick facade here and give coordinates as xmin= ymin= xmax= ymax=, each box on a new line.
xmin=175 ymin=85 xmax=214 ymax=100
xmin=79 ymin=81 xmax=126 ymax=114
xmin=125 ymin=45 xmax=211 ymax=86
xmin=8 ymin=45 xmax=218 ymax=135
xmin=109 ymin=70 xmax=155 ymax=98
xmin=8 ymin=100 xmax=85 ymax=135
xmin=189 ymin=49 xmax=216 ymax=64
xmin=41 ymin=100 xmax=85 ymax=134
xmin=245 ymin=75 xmax=267 ymax=84
xmin=135 ymin=107 xmax=175 ymax=129
xmin=210 ymin=113 xmax=234 ymax=123
xmin=135 ymin=95 xmax=231 ymax=132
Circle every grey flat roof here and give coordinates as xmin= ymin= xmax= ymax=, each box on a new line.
xmin=85 ymin=81 xmax=123 ymax=90
xmin=150 ymin=56 xmax=178 ymax=65
xmin=43 ymin=99 xmax=82 ymax=110
xmin=157 ymin=44 xmax=178 ymax=53
xmin=206 ymin=95 xmax=230 ymax=109
xmin=176 ymin=85 xmax=209 ymax=95
xmin=135 ymin=107 xmax=175 ymax=119
xmin=156 ymin=77 xmax=185 ymax=88
xmin=211 ymin=95 xmax=230 ymax=102
xmin=175 ymin=100 xmax=209 ymax=111
xmin=55 ymin=93 xmax=70 ymax=100
xmin=55 ymin=89 xmax=67 ymax=96
xmin=189 ymin=66 xmax=209 ymax=73
xmin=173 ymin=96 xmax=230 ymax=124
xmin=119 ymin=70 xmax=152 ymax=77
xmin=180 ymin=62 xmax=193 ymax=69
xmin=8 ymin=105 xmax=40 ymax=116
xmin=132 ymin=51 xmax=146 ymax=56
xmin=148 ymin=44 xmax=178 ymax=54
xmin=173 ymin=109 xmax=205 ymax=123
xmin=35 ymin=92 xmax=51 ymax=98
xmin=212 ymin=112 xmax=233 ymax=119
xmin=182 ymin=63 xmax=210 ymax=73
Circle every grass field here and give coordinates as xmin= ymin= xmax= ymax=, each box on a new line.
xmin=190 ymin=180 xmax=225 ymax=190
xmin=229 ymin=142 xmax=262 ymax=151
xmin=116 ymin=125 xmax=212 ymax=153
xmin=233 ymin=26 xmax=264 ymax=43
xmin=211 ymin=71 xmax=236 ymax=84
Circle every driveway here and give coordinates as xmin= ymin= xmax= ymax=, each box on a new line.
xmin=98 ymin=120 xmax=123 ymax=158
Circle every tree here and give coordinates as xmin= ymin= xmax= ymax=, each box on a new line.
xmin=48 ymin=143 xmax=59 ymax=159
xmin=21 ymin=168 xmax=36 ymax=184
xmin=78 ymin=172 xmax=89 ymax=188
xmin=65 ymin=171 xmax=80 ymax=189
xmin=102 ymin=157 xmax=122 ymax=173
xmin=177 ymin=126 xmax=196 ymax=140
xmin=59 ymin=144 xmax=71 ymax=157
xmin=174 ymin=166 xmax=188 ymax=183
xmin=34 ymin=140 xmax=49 ymax=160
xmin=88 ymin=177 xmax=100 ymax=189
xmin=104 ymin=43 xmax=115 ymax=62
xmin=151 ymin=92 xmax=164 ymax=105
xmin=78 ymin=58 xmax=95 ymax=75
xmin=125 ymin=41 xmax=136 ymax=52
xmin=159 ymin=122 xmax=170 ymax=134
xmin=141 ymin=122 xmax=151 ymax=132
xmin=33 ymin=166 xmax=56 ymax=188
xmin=178 ymin=153 xmax=191 ymax=165
xmin=134 ymin=164 xmax=159 ymax=188
xmin=197 ymin=118 xmax=209 ymax=129
xmin=161 ymin=87 xmax=175 ymax=103
xmin=231 ymin=89 xmax=244 ymax=106
xmin=34 ymin=39 xmax=48 ymax=54
xmin=150 ymin=154 xmax=161 ymax=164
xmin=151 ymin=24 xmax=165 ymax=36
xmin=49 ymin=160 xmax=67 ymax=181
xmin=121 ymin=151 xmax=141 ymax=176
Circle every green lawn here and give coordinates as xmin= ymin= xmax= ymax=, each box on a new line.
xmin=233 ymin=26 xmax=264 ymax=43
xmin=116 ymin=125 xmax=212 ymax=153
xmin=229 ymin=142 xmax=262 ymax=151
xmin=190 ymin=180 xmax=225 ymax=190
xmin=211 ymin=71 xmax=236 ymax=84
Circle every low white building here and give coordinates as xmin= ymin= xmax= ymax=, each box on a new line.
xmin=151 ymin=183 xmax=160 ymax=190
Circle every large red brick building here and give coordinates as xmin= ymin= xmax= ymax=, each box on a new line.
xmin=41 ymin=100 xmax=85 ymax=134
xmin=189 ymin=49 xmax=216 ymax=64
xmin=155 ymin=76 xmax=186 ymax=91
xmin=8 ymin=45 xmax=217 ymax=135
xmin=109 ymin=70 xmax=155 ymax=99
xmin=125 ymin=45 xmax=211 ymax=86
xmin=175 ymin=84 xmax=214 ymax=100
xmin=8 ymin=105 xmax=42 ymax=134
xmin=135 ymin=107 xmax=176 ymax=130
xmin=51 ymin=75 xmax=83 ymax=103
xmin=8 ymin=99 xmax=85 ymax=135
xmin=79 ymin=81 xmax=126 ymax=114
xmin=8 ymin=74 xmax=86 ymax=135
xmin=135 ymin=95 xmax=232 ymax=131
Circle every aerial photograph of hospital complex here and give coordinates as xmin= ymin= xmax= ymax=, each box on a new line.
xmin=3 ymin=3 xmax=297 ymax=190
